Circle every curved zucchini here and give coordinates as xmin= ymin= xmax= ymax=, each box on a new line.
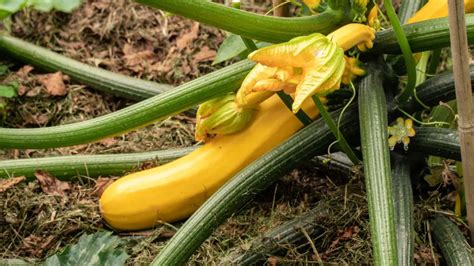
xmin=400 ymin=65 xmax=474 ymax=113
xmin=371 ymin=15 xmax=474 ymax=54
xmin=149 ymin=102 xmax=360 ymax=265
xmin=431 ymin=216 xmax=474 ymax=265
xmin=136 ymin=0 xmax=352 ymax=43
xmin=0 ymin=34 xmax=173 ymax=101
xmin=358 ymin=63 xmax=398 ymax=265
xmin=100 ymin=95 xmax=321 ymax=230
xmin=391 ymin=153 xmax=414 ymax=266
xmin=0 ymin=60 xmax=255 ymax=149
xmin=410 ymin=127 xmax=461 ymax=161
xmin=0 ymin=147 xmax=195 ymax=180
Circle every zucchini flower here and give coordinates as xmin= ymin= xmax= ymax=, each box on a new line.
xmin=388 ymin=117 xmax=416 ymax=151
xmin=302 ymin=0 xmax=321 ymax=9
xmin=367 ymin=6 xmax=381 ymax=31
xmin=342 ymin=56 xmax=366 ymax=85
xmin=246 ymin=23 xmax=375 ymax=113
xmin=195 ymin=94 xmax=254 ymax=142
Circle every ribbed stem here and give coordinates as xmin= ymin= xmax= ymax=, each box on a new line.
xmin=135 ymin=0 xmax=350 ymax=43
xmin=0 ymin=147 xmax=195 ymax=180
xmin=0 ymin=34 xmax=172 ymax=101
xmin=0 ymin=60 xmax=255 ymax=149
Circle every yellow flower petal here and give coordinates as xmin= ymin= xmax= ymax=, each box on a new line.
xmin=248 ymin=33 xmax=329 ymax=68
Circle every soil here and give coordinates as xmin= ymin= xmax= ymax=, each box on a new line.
xmin=0 ymin=0 xmax=468 ymax=264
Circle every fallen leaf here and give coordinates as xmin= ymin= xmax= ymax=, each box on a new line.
xmin=99 ymin=137 xmax=117 ymax=147
xmin=193 ymin=46 xmax=216 ymax=63
xmin=39 ymin=72 xmax=68 ymax=96
xmin=22 ymin=234 xmax=55 ymax=257
xmin=16 ymin=65 xmax=34 ymax=78
xmin=267 ymin=257 xmax=278 ymax=266
xmin=176 ymin=22 xmax=200 ymax=50
xmin=92 ymin=177 xmax=114 ymax=197
xmin=35 ymin=170 xmax=70 ymax=196
xmin=0 ymin=176 xmax=25 ymax=193
xmin=123 ymin=44 xmax=154 ymax=67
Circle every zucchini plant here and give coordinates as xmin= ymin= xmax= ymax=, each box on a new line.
xmin=1 ymin=0 xmax=474 ymax=264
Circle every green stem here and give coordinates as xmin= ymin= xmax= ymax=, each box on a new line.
xmin=312 ymin=95 xmax=359 ymax=164
xmin=382 ymin=0 xmax=417 ymax=104
xmin=135 ymin=0 xmax=351 ymax=43
xmin=427 ymin=48 xmax=442 ymax=76
xmin=0 ymin=60 xmax=255 ymax=149
xmin=277 ymin=91 xmax=312 ymax=126
xmin=0 ymin=147 xmax=195 ymax=180
xmin=0 ymin=34 xmax=172 ymax=101
xmin=240 ymin=37 xmax=258 ymax=52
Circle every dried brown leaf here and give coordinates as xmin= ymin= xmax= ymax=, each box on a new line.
xmin=39 ymin=72 xmax=68 ymax=96
xmin=34 ymin=170 xmax=70 ymax=196
xmin=176 ymin=22 xmax=200 ymax=50
xmin=92 ymin=177 xmax=114 ymax=197
xmin=0 ymin=176 xmax=26 ymax=193
xmin=16 ymin=65 xmax=34 ymax=78
xmin=193 ymin=46 xmax=216 ymax=63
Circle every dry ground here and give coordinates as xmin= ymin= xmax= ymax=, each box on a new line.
xmin=0 ymin=0 xmax=467 ymax=264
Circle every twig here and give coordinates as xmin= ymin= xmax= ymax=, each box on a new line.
xmin=272 ymin=0 xmax=289 ymax=17
xmin=447 ymin=0 xmax=474 ymax=243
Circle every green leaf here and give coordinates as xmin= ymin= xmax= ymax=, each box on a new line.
xmin=44 ymin=231 xmax=129 ymax=266
xmin=0 ymin=64 xmax=8 ymax=75
xmin=52 ymin=0 xmax=82 ymax=12
xmin=0 ymin=80 xmax=18 ymax=98
xmin=0 ymin=0 xmax=26 ymax=13
xmin=212 ymin=34 xmax=247 ymax=65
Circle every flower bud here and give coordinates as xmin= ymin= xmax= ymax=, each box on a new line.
xmin=195 ymin=94 xmax=254 ymax=142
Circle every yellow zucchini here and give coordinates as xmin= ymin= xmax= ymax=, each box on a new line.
xmin=100 ymin=95 xmax=319 ymax=230
xmin=408 ymin=0 xmax=474 ymax=24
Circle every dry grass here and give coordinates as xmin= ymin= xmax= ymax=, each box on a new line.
xmin=0 ymin=0 xmax=467 ymax=264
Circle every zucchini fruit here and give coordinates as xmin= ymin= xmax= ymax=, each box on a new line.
xmin=371 ymin=15 xmax=474 ymax=54
xmin=391 ymin=153 xmax=414 ymax=266
xmin=100 ymin=95 xmax=321 ymax=230
xmin=431 ymin=216 xmax=474 ymax=265
xmin=401 ymin=65 xmax=474 ymax=113
xmin=398 ymin=0 xmax=426 ymax=24
xmin=150 ymin=103 xmax=361 ymax=265
xmin=410 ymin=127 xmax=461 ymax=161
xmin=358 ymin=63 xmax=398 ymax=265
xmin=0 ymin=147 xmax=195 ymax=180
xmin=0 ymin=34 xmax=172 ymax=101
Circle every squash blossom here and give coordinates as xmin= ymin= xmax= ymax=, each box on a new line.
xmin=246 ymin=23 xmax=375 ymax=112
xmin=388 ymin=117 xmax=416 ymax=151
xmin=195 ymin=94 xmax=254 ymax=142
xmin=302 ymin=0 xmax=321 ymax=9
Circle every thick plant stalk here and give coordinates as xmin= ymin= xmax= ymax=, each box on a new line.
xmin=0 ymin=34 xmax=173 ymax=101
xmin=447 ymin=0 xmax=474 ymax=241
xmin=358 ymin=63 xmax=398 ymax=265
xmin=431 ymin=216 xmax=474 ymax=265
xmin=0 ymin=147 xmax=195 ymax=180
xmin=391 ymin=153 xmax=414 ymax=266
xmin=136 ymin=0 xmax=352 ymax=43
xmin=370 ymin=15 xmax=474 ymax=54
xmin=0 ymin=60 xmax=254 ymax=149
